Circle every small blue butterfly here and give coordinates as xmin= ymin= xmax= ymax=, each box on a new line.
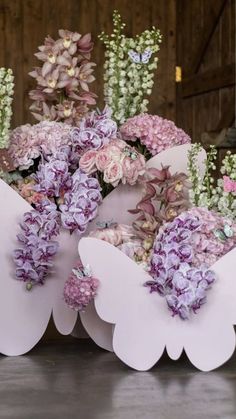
xmin=72 ymin=264 xmax=92 ymax=279
xmin=214 ymin=224 xmax=234 ymax=242
xmin=96 ymin=220 xmax=118 ymax=229
xmin=128 ymin=49 xmax=153 ymax=64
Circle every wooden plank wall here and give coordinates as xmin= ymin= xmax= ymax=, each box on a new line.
xmin=0 ymin=0 xmax=176 ymax=129
xmin=177 ymin=0 xmax=235 ymax=141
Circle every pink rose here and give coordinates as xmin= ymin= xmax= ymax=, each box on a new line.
xmin=96 ymin=150 xmax=112 ymax=171
xmin=122 ymin=157 xmax=138 ymax=185
xmin=103 ymin=161 xmax=123 ymax=186
xmin=79 ymin=150 xmax=97 ymax=173
xmin=89 ymin=228 xmax=123 ymax=246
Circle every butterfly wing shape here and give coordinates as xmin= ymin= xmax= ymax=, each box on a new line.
xmin=78 ymin=144 xmax=207 ymax=351
xmin=79 ymin=237 xmax=236 ymax=371
xmin=141 ymin=49 xmax=152 ymax=63
xmin=0 ymin=180 xmax=77 ymax=355
xmin=79 ymin=238 xmax=168 ymax=370
xmin=128 ymin=50 xmax=141 ymax=63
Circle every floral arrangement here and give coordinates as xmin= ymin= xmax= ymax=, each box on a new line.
xmin=29 ymin=30 xmax=96 ymax=125
xmin=0 ymin=68 xmax=14 ymax=149
xmin=188 ymin=144 xmax=236 ymax=220
xmin=0 ymin=10 xmax=235 ymax=324
xmin=146 ymin=207 xmax=236 ymax=319
xmin=99 ymin=10 xmax=162 ymax=124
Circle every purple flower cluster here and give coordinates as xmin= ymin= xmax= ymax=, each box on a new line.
xmin=70 ymin=106 xmax=117 ymax=155
xmin=13 ymin=200 xmax=60 ymax=290
xmin=60 ymin=170 xmax=102 ymax=233
xmin=33 ymin=148 xmax=72 ymax=197
xmin=14 ymin=145 xmax=102 ymax=288
xmin=146 ymin=212 xmax=217 ymax=319
xmin=63 ymin=264 xmax=99 ymax=311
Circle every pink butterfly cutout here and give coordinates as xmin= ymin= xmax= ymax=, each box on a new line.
xmin=77 ymin=144 xmax=207 ymax=352
xmin=79 ymin=237 xmax=236 ymax=372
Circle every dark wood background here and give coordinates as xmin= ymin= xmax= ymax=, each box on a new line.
xmin=0 ymin=0 xmax=176 ymax=128
xmin=0 ymin=0 xmax=235 ymax=141
xmin=177 ymin=0 xmax=235 ymax=141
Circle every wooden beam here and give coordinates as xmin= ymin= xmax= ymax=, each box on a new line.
xmin=216 ymin=93 xmax=235 ymax=130
xmin=182 ymin=64 xmax=235 ymax=98
xmin=187 ymin=0 xmax=228 ymax=75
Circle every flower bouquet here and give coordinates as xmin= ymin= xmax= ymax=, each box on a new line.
xmin=0 ymin=10 xmax=235 ymax=369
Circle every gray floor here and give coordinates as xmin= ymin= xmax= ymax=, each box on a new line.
xmin=0 ymin=340 xmax=236 ymax=419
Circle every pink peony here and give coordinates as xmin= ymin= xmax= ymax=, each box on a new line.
xmin=120 ymin=113 xmax=191 ymax=156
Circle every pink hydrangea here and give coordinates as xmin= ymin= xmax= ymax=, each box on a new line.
xmin=9 ymin=121 xmax=72 ymax=169
xmin=189 ymin=207 xmax=236 ymax=267
xmin=64 ymin=264 xmax=99 ymax=311
xmin=120 ymin=113 xmax=191 ymax=156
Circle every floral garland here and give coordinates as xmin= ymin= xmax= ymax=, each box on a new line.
xmin=14 ymin=147 xmax=102 ymax=289
xmin=0 ymin=68 xmax=14 ymax=149
xmin=99 ymin=10 xmax=162 ymax=124
xmin=29 ymin=30 xmax=96 ymax=125
xmin=146 ymin=207 xmax=236 ymax=319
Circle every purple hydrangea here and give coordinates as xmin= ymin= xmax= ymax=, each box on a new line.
xmin=146 ymin=212 xmax=217 ymax=320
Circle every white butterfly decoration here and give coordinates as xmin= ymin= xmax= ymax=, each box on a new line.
xmin=79 ymin=237 xmax=236 ymax=372
xmin=0 ymin=179 xmax=79 ymax=355
xmin=77 ymin=144 xmax=207 ymax=353
xmin=128 ymin=49 xmax=153 ymax=64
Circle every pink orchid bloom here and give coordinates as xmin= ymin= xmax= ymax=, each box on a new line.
xmin=78 ymin=63 xmax=96 ymax=91
xmin=58 ymin=29 xmax=81 ymax=54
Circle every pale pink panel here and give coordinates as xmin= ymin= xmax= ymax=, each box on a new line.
xmin=0 ymin=180 xmax=56 ymax=355
xmin=146 ymin=143 xmax=206 ymax=176
xmin=80 ymin=302 xmax=113 ymax=351
xmin=79 ymin=237 xmax=236 ymax=371
xmin=0 ymin=180 xmax=78 ymax=355
xmin=52 ymin=230 xmax=78 ymax=335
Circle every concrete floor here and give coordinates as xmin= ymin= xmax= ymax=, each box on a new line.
xmin=0 ymin=340 xmax=236 ymax=419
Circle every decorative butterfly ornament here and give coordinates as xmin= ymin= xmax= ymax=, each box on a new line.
xmin=214 ymin=224 xmax=234 ymax=242
xmin=128 ymin=49 xmax=153 ymax=64
xmin=79 ymin=237 xmax=236 ymax=372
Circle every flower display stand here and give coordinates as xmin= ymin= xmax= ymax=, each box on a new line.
xmin=0 ymin=144 xmax=206 ymax=356
xmin=77 ymin=144 xmax=207 ymax=352
xmin=79 ymin=237 xmax=236 ymax=372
